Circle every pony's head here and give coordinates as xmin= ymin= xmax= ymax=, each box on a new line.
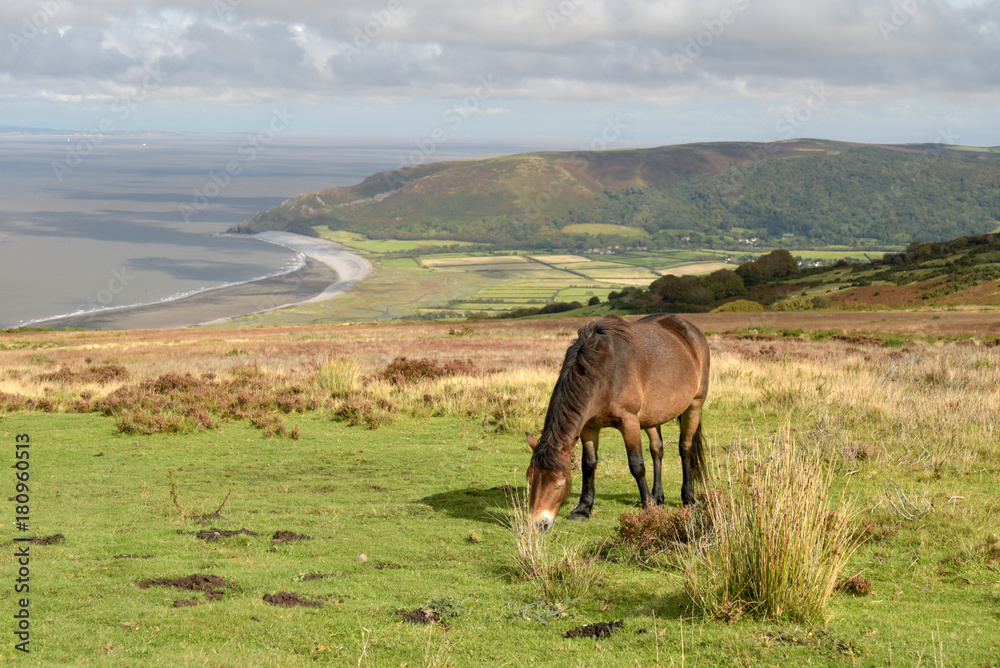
xmin=525 ymin=433 xmax=571 ymax=533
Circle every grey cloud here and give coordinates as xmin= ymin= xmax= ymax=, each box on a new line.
xmin=1 ymin=0 xmax=998 ymax=110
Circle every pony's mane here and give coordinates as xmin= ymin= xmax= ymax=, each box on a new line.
xmin=531 ymin=316 xmax=637 ymax=472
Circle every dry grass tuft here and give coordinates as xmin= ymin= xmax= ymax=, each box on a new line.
xmin=502 ymin=488 xmax=605 ymax=603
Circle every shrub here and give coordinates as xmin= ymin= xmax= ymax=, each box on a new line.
xmin=769 ymin=298 xmax=815 ymax=312
xmin=711 ymin=299 xmax=765 ymax=313
xmin=37 ymin=363 xmax=129 ymax=384
xmin=836 ymin=575 xmax=873 ymax=596
xmin=677 ymin=438 xmax=859 ymax=624
xmin=616 ymin=505 xmax=702 ymax=553
xmin=96 ymin=372 xmax=315 ymax=437
xmin=331 ymin=394 xmax=396 ymax=430
xmin=377 ymin=357 xmax=477 ymax=385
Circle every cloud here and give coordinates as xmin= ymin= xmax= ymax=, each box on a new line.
xmin=1 ymin=0 xmax=998 ymax=137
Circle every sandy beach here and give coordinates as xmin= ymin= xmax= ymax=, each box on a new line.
xmin=40 ymin=232 xmax=373 ymax=330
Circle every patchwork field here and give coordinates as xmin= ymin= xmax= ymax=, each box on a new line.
xmin=1 ymin=312 xmax=999 ymax=665
xmin=227 ymin=229 xmax=738 ymax=325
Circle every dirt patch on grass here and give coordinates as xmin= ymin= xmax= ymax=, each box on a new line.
xmin=562 ymin=620 xmax=624 ymax=639
xmin=272 ymin=530 xmax=312 ymax=544
xmin=263 ymin=592 xmax=322 ymax=608
xmin=193 ymin=527 xmax=258 ymax=542
xmin=396 ymin=608 xmax=440 ymax=625
xmin=137 ymin=573 xmax=236 ymax=601
xmin=30 ymin=533 xmax=65 ymax=545
xmin=113 ymin=554 xmax=152 ymax=559
xmin=300 ymin=572 xmax=343 ymax=581
xmin=173 ymin=599 xmax=199 ymax=608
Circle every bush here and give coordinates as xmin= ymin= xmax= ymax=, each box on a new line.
xmin=330 ymin=393 xmax=396 ymax=429
xmin=711 ymin=299 xmax=765 ymax=313
xmin=769 ymin=298 xmax=815 ymax=312
xmin=96 ymin=372 xmax=315 ymax=437
xmin=37 ymin=363 xmax=129 ymax=384
xmin=616 ymin=505 xmax=704 ymax=553
xmin=377 ymin=357 xmax=477 ymax=386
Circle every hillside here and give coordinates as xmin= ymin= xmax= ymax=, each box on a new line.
xmin=230 ymin=140 xmax=1000 ymax=249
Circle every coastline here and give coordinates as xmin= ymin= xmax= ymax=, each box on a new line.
xmin=38 ymin=232 xmax=374 ymax=330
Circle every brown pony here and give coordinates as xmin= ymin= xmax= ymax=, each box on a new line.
xmin=526 ymin=314 xmax=710 ymax=533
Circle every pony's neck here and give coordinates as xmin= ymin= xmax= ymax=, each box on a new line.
xmin=540 ymin=372 xmax=597 ymax=453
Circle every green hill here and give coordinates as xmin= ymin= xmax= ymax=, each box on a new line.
xmin=230 ymin=140 xmax=1000 ymax=249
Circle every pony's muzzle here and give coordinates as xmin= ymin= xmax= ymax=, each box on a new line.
xmin=532 ymin=512 xmax=554 ymax=534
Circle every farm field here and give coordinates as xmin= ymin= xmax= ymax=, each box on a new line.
xmin=224 ymin=228 xmax=745 ymax=326
xmin=1 ymin=312 xmax=999 ymax=665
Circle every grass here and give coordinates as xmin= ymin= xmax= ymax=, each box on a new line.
xmin=1 ymin=318 xmax=1000 ymax=665
xmin=560 ymin=223 xmax=650 ymax=238
xmin=502 ymin=488 xmax=606 ymax=603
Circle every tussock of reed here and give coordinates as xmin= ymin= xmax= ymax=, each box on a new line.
xmin=677 ymin=434 xmax=859 ymax=625
xmin=311 ymin=355 xmax=364 ymax=397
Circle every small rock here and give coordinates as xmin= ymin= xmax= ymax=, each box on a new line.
xmin=355 ymin=553 xmax=368 ymax=562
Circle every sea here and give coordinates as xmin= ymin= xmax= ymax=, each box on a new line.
xmin=0 ymin=134 xmax=550 ymax=329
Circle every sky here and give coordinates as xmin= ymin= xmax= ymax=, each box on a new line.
xmin=2 ymin=0 xmax=999 ymax=148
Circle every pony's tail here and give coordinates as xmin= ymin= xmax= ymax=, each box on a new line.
xmin=690 ymin=421 xmax=707 ymax=483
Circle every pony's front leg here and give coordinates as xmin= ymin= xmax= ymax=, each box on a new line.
xmin=568 ymin=427 xmax=599 ymax=521
xmin=646 ymin=426 xmax=664 ymax=505
xmin=622 ymin=416 xmax=654 ymax=509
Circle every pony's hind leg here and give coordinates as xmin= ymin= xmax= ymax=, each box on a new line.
xmin=677 ymin=404 xmax=704 ymax=505
xmin=647 ymin=426 xmax=664 ymax=505
xmin=568 ymin=427 xmax=600 ymax=521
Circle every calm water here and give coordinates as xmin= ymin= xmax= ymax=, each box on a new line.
xmin=0 ymin=134 xmax=545 ymax=328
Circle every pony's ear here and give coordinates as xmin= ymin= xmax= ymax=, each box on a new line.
xmin=526 ymin=433 xmax=539 ymax=451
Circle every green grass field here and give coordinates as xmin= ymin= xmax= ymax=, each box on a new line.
xmin=2 ymin=321 xmax=999 ymax=665
xmin=560 ymin=224 xmax=649 ymax=238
